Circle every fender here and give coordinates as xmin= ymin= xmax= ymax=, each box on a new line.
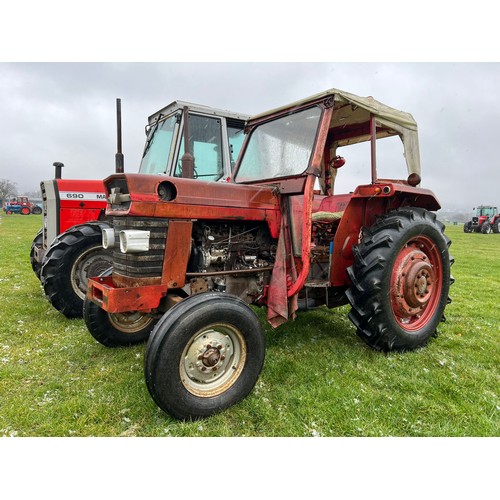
xmin=329 ymin=182 xmax=441 ymax=286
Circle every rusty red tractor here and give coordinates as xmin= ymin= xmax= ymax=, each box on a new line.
xmin=3 ymin=196 xmax=42 ymax=215
xmin=84 ymin=88 xmax=454 ymax=420
xmin=463 ymin=205 xmax=499 ymax=234
xmin=32 ymin=100 xmax=248 ymax=318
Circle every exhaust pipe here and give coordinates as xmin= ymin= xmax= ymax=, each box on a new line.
xmin=53 ymin=162 xmax=64 ymax=179
xmin=115 ymin=98 xmax=124 ymax=174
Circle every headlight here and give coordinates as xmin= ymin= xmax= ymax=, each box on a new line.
xmin=119 ymin=230 xmax=150 ymax=253
xmin=102 ymin=228 xmax=115 ymax=249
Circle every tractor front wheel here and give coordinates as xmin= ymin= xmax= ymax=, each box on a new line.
xmin=83 ymin=296 xmax=157 ymax=347
xmin=40 ymin=222 xmax=113 ymax=318
xmin=144 ymin=292 xmax=265 ymax=420
xmin=481 ymin=222 xmax=492 ymax=234
xmin=346 ymin=207 xmax=453 ymax=352
xmin=30 ymin=229 xmax=44 ymax=280
xmin=493 ymin=221 xmax=500 ymax=234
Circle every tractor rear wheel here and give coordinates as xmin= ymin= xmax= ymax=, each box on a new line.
xmin=346 ymin=207 xmax=453 ymax=352
xmin=21 ymin=207 xmax=31 ymax=215
xmin=40 ymin=222 xmax=113 ymax=318
xmin=481 ymin=222 xmax=492 ymax=234
xmin=144 ymin=292 xmax=265 ymax=420
xmin=493 ymin=221 xmax=500 ymax=234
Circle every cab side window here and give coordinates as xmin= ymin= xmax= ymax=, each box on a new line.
xmin=175 ymin=115 xmax=224 ymax=181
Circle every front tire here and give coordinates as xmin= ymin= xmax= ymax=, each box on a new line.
xmin=40 ymin=222 xmax=113 ymax=318
xmin=481 ymin=222 xmax=492 ymax=234
xmin=83 ymin=295 xmax=157 ymax=347
xmin=145 ymin=293 xmax=266 ymax=420
xmin=30 ymin=229 xmax=44 ymax=280
xmin=346 ymin=207 xmax=453 ymax=352
xmin=463 ymin=221 xmax=473 ymax=233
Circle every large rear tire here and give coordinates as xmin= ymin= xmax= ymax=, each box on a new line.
xmin=40 ymin=222 xmax=113 ymax=318
xmin=145 ymin=292 xmax=266 ymax=420
xmin=346 ymin=207 xmax=453 ymax=352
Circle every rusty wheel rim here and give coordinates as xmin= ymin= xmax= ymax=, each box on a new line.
xmin=390 ymin=235 xmax=443 ymax=332
xmin=108 ymin=311 xmax=154 ymax=333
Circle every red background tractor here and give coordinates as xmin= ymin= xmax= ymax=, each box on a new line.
xmin=463 ymin=205 xmax=499 ymax=233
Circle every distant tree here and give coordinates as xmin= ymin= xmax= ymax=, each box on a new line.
xmin=0 ymin=179 xmax=18 ymax=203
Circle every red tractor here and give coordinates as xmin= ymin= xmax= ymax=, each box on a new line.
xmin=31 ymin=100 xmax=248 ymax=318
xmin=84 ymin=88 xmax=454 ymax=420
xmin=463 ymin=205 xmax=499 ymax=233
xmin=3 ymin=196 xmax=42 ymax=215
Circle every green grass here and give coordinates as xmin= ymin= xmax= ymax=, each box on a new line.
xmin=0 ymin=214 xmax=499 ymax=436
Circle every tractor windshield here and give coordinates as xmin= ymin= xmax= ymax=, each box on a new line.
xmin=234 ymin=106 xmax=322 ymax=183
xmin=477 ymin=206 xmax=497 ymax=217
xmin=139 ymin=113 xmax=179 ymax=175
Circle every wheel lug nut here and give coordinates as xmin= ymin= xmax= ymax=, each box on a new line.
xmin=201 ymin=367 xmax=206 ymax=372
xmin=217 ymin=345 xmax=222 ymax=350
xmin=212 ymin=367 xmax=217 ymax=371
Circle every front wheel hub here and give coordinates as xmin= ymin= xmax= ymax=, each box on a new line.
xmin=181 ymin=325 xmax=245 ymax=397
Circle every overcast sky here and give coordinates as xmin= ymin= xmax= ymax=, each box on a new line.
xmin=1 ymin=62 xmax=498 ymax=211
xmin=1 ymin=0 xmax=499 ymax=213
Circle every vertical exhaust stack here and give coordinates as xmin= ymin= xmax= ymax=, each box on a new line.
xmin=53 ymin=162 xmax=64 ymax=179
xmin=181 ymin=106 xmax=194 ymax=178
xmin=115 ymin=98 xmax=124 ymax=174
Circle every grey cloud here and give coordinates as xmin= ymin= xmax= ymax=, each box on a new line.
xmin=0 ymin=62 xmax=498 ymax=211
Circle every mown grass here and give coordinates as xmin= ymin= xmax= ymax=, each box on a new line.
xmin=0 ymin=214 xmax=498 ymax=437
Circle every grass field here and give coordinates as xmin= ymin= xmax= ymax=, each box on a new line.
xmin=0 ymin=213 xmax=499 ymax=437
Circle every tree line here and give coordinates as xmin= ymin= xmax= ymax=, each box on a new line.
xmin=0 ymin=178 xmax=41 ymax=203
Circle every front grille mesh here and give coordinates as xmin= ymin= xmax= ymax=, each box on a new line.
xmin=112 ymin=217 xmax=169 ymax=278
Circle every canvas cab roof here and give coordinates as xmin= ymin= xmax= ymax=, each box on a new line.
xmin=248 ymin=88 xmax=421 ymax=176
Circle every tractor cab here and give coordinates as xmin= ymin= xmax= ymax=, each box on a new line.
xmin=475 ymin=205 xmax=497 ymax=220
xmin=232 ymin=88 xmax=441 ymax=321
xmin=139 ymin=100 xmax=247 ymax=181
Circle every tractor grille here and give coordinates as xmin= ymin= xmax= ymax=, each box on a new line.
xmin=112 ymin=217 xmax=169 ymax=279
xmin=472 ymin=217 xmax=478 ymax=224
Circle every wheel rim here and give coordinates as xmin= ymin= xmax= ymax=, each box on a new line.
xmin=70 ymin=246 xmax=113 ymax=300
xmin=390 ymin=235 xmax=443 ymax=332
xmin=108 ymin=311 xmax=154 ymax=333
xmin=180 ymin=323 xmax=247 ymax=398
